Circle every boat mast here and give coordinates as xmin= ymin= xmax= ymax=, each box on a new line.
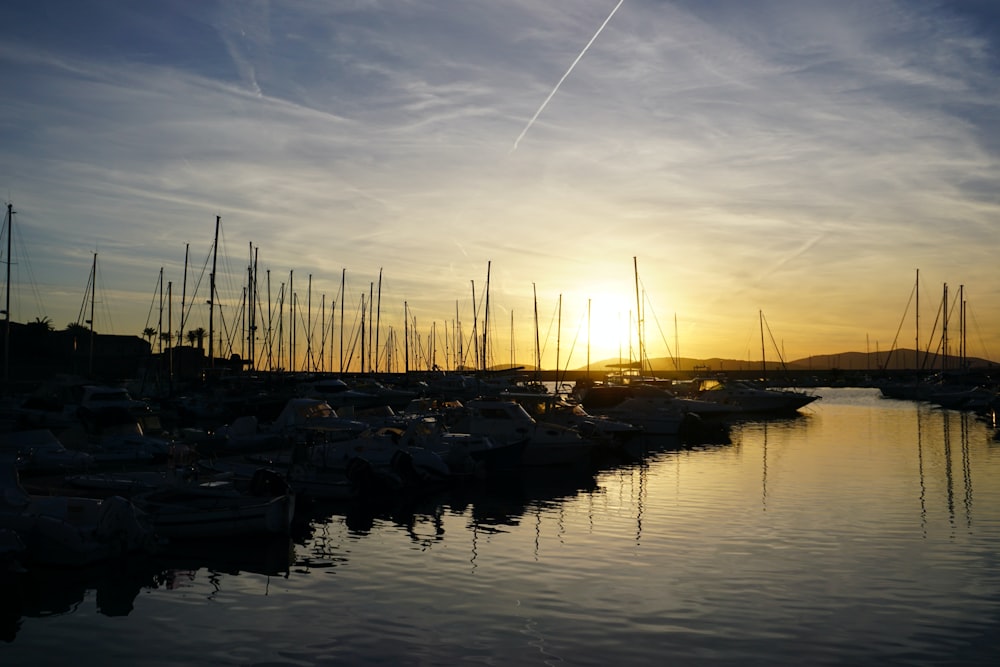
xmin=3 ymin=202 xmax=13 ymax=388
xmin=960 ymin=285 xmax=966 ymax=369
xmin=942 ymin=283 xmax=949 ymax=371
xmin=470 ymin=280 xmax=478 ymax=371
xmin=375 ymin=268 xmax=382 ymax=374
xmin=455 ymin=300 xmax=462 ymax=371
xmin=167 ymin=281 xmax=173 ymax=390
xmin=556 ymin=293 xmax=562 ymax=387
xmin=914 ymin=268 xmax=919 ymax=371
xmin=367 ymin=281 xmax=374 ymax=373
xmin=208 ymin=215 xmax=220 ymax=370
xmin=158 ymin=267 xmax=164 ymax=355
xmin=633 ymin=257 xmax=644 ymax=377
xmin=250 ymin=245 xmax=258 ymax=370
xmin=180 ymin=243 xmax=189 ymax=349
xmin=306 ymin=273 xmax=312 ymax=372
xmin=88 ymin=252 xmax=96 ymax=377
xmin=759 ymin=309 xmax=766 ymax=382
xmin=587 ymin=298 xmax=592 ymax=378
xmin=340 ymin=268 xmax=346 ymax=374
xmin=404 ymin=300 xmax=410 ymax=374
xmin=532 ymin=283 xmax=541 ymax=380
xmin=482 ymin=261 xmax=491 ymax=372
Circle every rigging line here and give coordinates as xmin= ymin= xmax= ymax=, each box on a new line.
xmin=142 ymin=271 xmax=163 ymax=332
xmin=881 ymin=282 xmax=915 ymax=370
xmin=8 ymin=219 xmax=48 ymax=321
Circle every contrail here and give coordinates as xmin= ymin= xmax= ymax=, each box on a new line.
xmin=511 ymin=0 xmax=625 ymax=153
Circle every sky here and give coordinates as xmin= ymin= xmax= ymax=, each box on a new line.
xmin=1 ymin=0 xmax=999 ymax=372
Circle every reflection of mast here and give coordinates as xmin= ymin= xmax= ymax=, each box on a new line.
xmin=960 ymin=412 xmax=972 ymax=529
xmin=916 ymin=404 xmax=927 ymax=536
xmin=761 ymin=422 xmax=769 ymax=511
xmin=943 ymin=410 xmax=955 ymax=531
xmin=636 ymin=459 xmax=646 ymax=546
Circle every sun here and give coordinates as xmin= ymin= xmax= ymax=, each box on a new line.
xmin=571 ymin=294 xmax=637 ymax=366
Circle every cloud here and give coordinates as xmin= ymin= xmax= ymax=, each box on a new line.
xmin=0 ymin=0 xmax=998 ymax=363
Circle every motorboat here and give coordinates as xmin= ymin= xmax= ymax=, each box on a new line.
xmin=447 ymin=398 xmax=596 ymax=467
xmin=131 ymin=468 xmax=294 ymax=539
xmin=695 ymin=380 xmax=818 ymax=413
xmin=0 ymin=458 xmax=155 ymax=566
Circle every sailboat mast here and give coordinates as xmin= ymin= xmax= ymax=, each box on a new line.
xmin=158 ymin=267 xmax=164 ymax=355
xmin=759 ymin=309 xmax=766 ymax=381
xmin=375 ymin=268 xmax=382 ymax=374
xmin=209 ymin=215 xmax=220 ymax=370
xmin=180 ymin=243 xmax=189 ymax=348
xmin=307 ymin=273 xmax=312 ymax=372
xmin=633 ymin=257 xmax=644 ymax=377
xmin=167 ymin=281 xmax=173 ymax=388
xmin=942 ymin=283 xmax=949 ymax=371
xmin=339 ymin=269 xmax=346 ymax=373
xmin=587 ymin=298 xmax=592 ymax=377
xmin=482 ymin=261 xmax=491 ymax=372
xmin=532 ymin=283 xmax=541 ymax=379
xmin=556 ymin=294 xmax=562 ymax=385
xmin=3 ymin=203 xmax=12 ymax=387
xmin=404 ymin=301 xmax=410 ymax=374
xmin=470 ymin=280 xmax=478 ymax=371
xmin=88 ymin=252 xmax=96 ymax=377
xmin=915 ymin=268 xmax=919 ymax=370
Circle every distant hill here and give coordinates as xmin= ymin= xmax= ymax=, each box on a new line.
xmin=580 ymin=349 xmax=998 ymax=373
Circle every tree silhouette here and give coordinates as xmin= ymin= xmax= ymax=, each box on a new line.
xmin=186 ymin=327 xmax=207 ymax=349
xmin=65 ymin=322 xmax=90 ymax=335
xmin=26 ymin=316 xmax=53 ymax=334
xmin=142 ymin=327 xmax=156 ymax=345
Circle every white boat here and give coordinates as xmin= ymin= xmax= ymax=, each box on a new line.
xmin=0 ymin=458 xmax=155 ymax=566
xmin=395 ymin=416 xmax=525 ymax=476
xmin=131 ymin=468 xmax=295 ymax=540
xmin=304 ymin=429 xmax=452 ymax=486
xmin=448 ymin=399 xmax=596 ymax=467
xmin=0 ymin=429 xmax=94 ymax=474
xmin=695 ymin=380 xmax=819 ymax=414
xmin=270 ymin=397 xmax=369 ymax=442
xmin=502 ymin=393 xmax=642 ymax=446
xmin=590 ymin=396 xmax=691 ymax=436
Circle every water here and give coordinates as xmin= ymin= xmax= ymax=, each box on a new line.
xmin=3 ymin=387 xmax=1000 ymax=665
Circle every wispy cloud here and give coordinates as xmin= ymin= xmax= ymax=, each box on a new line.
xmin=0 ymin=0 xmax=998 ymax=362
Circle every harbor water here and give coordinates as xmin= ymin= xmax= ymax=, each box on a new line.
xmin=3 ymin=387 xmax=1000 ymax=665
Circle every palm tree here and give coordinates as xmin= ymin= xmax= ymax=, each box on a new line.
xmin=143 ymin=327 xmax=156 ymax=345
xmin=65 ymin=322 xmax=90 ymax=335
xmin=187 ymin=327 xmax=207 ymax=350
xmin=26 ymin=316 xmax=53 ymax=334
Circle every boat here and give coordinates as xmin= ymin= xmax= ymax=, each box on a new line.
xmin=447 ymin=398 xmax=596 ymax=467
xmin=130 ymin=468 xmax=294 ymax=539
xmin=501 ymin=392 xmax=642 ymax=447
xmin=589 ymin=395 xmax=691 ymax=436
xmin=270 ymin=397 xmax=369 ymax=442
xmin=394 ymin=415 xmax=526 ymax=476
xmin=694 ymin=379 xmax=818 ymax=414
xmin=0 ymin=429 xmax=94 ymax=474
xmin=0 ymin=458 xmax=155 ymax=566
xmin=303 ymin=428 xmax=453 ymax=488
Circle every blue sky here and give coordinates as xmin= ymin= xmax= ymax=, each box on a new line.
xmin=1 ymin=0 xmax=998 ymax=371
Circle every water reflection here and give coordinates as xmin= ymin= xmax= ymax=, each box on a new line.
xmin=1 ymin=536 xmax=295 ymax=642
xmin=915 ymin=405 xmax=975 ymax=536
xmin=7 ymin=390 xmax=999 ymax=666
